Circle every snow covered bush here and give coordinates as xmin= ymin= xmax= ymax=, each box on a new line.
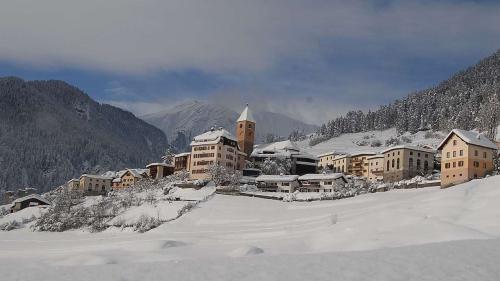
xmin=133 ymin=215 xmax=161 ymax=233
xmin=260 ymin=157 xmax=291 ymax=175
xmin=370 ymin=139 xmax=382 ymax=147
xmin=385 ymin=136 xmax=401 ymax=146
xmin=0 ymin=206 xmax=8 ymax=218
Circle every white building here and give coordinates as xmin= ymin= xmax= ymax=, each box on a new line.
xmin=255 ymin=174 xmax=300 ymax=193
xmin=298 ymin=173 xmax=348 ymax=192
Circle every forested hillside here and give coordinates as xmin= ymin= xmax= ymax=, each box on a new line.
xmin=0 ymin=77 xmax=167 ymax=193
xmin=313 ymin=50 xmax=500 ymax=145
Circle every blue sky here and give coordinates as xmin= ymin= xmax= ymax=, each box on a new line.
xmin=1 ymin=0 xmax=500 ymax=124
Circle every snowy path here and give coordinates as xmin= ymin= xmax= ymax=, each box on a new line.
xmin=1 ymin=176 xmax=500 ymax=280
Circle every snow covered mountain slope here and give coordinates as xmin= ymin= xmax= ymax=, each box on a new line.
xmin=141 ymin=100 xmax=317 ymax=151
xmin=1 ymin=175 xmax=500 ymax=280
xmin=296 ymin=128 xmax=446 ymax=156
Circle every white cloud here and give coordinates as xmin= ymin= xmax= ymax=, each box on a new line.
xmin=0 ymin=0 xmax=499 ymax=74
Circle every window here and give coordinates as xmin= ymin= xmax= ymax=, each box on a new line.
xmin=239 ymin=124 xmax=243 ymax=128
xmin=458 ymin=161 xmax=464 ymax=167
xmin=425 ymin=154 xmax=428 ymax=158
xmin=417 ymin=159 xmax=421 ymax=170
xmin=387 ymin=160 xmax=390 ymax=171
xmin=446 ymin=152 xmax=450 ymax=158
xmin=418 ymin=153 xmax=421 ymax=157
xmin=397 ymin=151 xmax=400 ymax=155
xmin=475 ymin=150 xmax=478 ymax=156
xmin=410 ymin=151 xmax=413 ymax=155
xmin=453 ymin=162 xmax=456 ymax=168
xmin=483 ymin=152 xmax=487 ymax=158
xmin=409 ymin=158 xmax=413 ymax=168
xmin=445 ymin=163 xmax=450 ymax=169
xmin=473 ymin=161 xmax=479 ymax=168
xmin=453 ymin=151 xmax=456 ymax=157
xmin=324 ymin=181 xmax=332 ymax=185
xmin=281 ymin=182 xmax=290 ymax=186
xmin=248 ymin=124 xmax=252 ymax=129
xmin=392 ymin=159 xmax=395 ymax=168
xmin=453 ymin=140 xmax=457 ymax=145
xmin=484 ymin=163 xmax=487 ymax=169
xmin=396 ymin=158 xmax=400 ymax=169
xmin=424 ymin=161 xmax=429 ymax=172
xmin=459 ymin=150 xmax=463 ymax=156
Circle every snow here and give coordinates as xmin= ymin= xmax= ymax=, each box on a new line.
xmin=1 ymin=175 xmax=500 ymax=280
xmin=0 ymin=206 xmax=45 ymax=225
xmin=437 ymin=128 xmax=498 ymax=150
xmin=10 ymin=193 xmax=51 ymax=206
xmin=167 ymin=184 xmax=216 ymax=201
xmin=380 ymin=145 xmax=436 ymax=154
xmin=236 ymin=104 xmax=255 ymax=123
xmin=298 ymin=173 xmax=346 ymax=181
xmin=192 ymin=127 xmax=237 ymax=144
xmin=108 ymin=201 xmax=190 ymax=226
xmin=297 ymin=128 xmax=445 ymax=156
xmin=255 ymin=174 xmax=299 ymax=182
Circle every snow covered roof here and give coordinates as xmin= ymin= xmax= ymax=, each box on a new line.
xmin=317 ymin=151 xmax=336 ymax=158
xmin=298 ymin=173 xmax=347 ymax=182
xmin=381 ymin=145 xmax=435 ymax=154
xmin=80 ymin=174 xmax=113 ymax=180
xmin=124 ymin=168 xmax=149 ymax=178
xmin=437 ymin=129 xmax=498 ymax=150
xmin=236 ymin=104 xmax=255 ymax=123
xmin=255 ymin=174 xmax=299 ymax=182
xmin=367 ymin=154 xmax=384 ymax=160
xmin=191 ymin=128 xmax=237 ymax=146
xmin=333 ymin=154 xmax=350 ymax=160
xmin=175 ymin=152 xmax=191 ymax=157
xmin=252 ymin=140 xmax=300 ymax=156
xmin=350 ymin=151 xmax=377 ymax=157
xmin=11 ymin=194 xmax=51 ymax=206
xmin=112 ymin=178 xmax=122 ymax=183
xmin=146 ymin=162 xmax=175 ymax=168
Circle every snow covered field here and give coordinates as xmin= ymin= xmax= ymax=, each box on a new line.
xmin=2 ymin=176 xmax=500 ymax=280
xmin=297 ymin=128 xmax=445 ymax=155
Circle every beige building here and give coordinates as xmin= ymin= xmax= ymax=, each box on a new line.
xmin=112 ymin=169 xmax=149 ymax=189
xmin=298 ymin=173 xmax=348 ymax=193
xmin=189 ymin=127 xmax=246 ymax=180
xmin=367 ymin=154 xmax=384 ymax=182
xmin=382 ymin=146 xmax=436 ymax=183
xmin=255 ymin=174 xmax=300 ymax=193
xmin=332 ymin=154 xmax=351 ymax=174
xmin=67 ymin=179 xmax=80 ymax=191
xmin=350 ymin=152 xmax=376 ymax=178
xmin=317 ymin=151 xmax=336 ymax=170
xmin=79 ymin=174 xmax=113 ymax=194
xmin=438 ymin=129 xmax=497 ymax=188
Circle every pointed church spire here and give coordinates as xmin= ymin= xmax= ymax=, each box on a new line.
xmin=237 ymin=103 xmax=255 ymax=123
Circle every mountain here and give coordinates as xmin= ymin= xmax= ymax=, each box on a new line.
xmin=0 ymin=77 xmax=168 ymax=194
xmin=141 ymin=100 xmax=318 ymax=152
xmin=313 ymin=50 xmax=500 ymax=145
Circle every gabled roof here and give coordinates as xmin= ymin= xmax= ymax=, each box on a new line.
xmin=298 ymin=173 xmax=347 ymax=182
xmin=146 ymin=162 xmax=175 ymax=168
xmin=124 ymin=168 xmax=149 ymax=178
xmin=191 ymin=128 xmax=237 ymax=146
xmin=237 ymin=104 xmax=255 ymax=123
xmin=437 ymin=129 xmax=497 ymax=150
xmin=11 ymin=194 xmax=51 ymax=206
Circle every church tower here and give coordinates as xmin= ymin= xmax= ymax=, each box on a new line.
xmin=236 ymin=104 xmax=256 ymax=158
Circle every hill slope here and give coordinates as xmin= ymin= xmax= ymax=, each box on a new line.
xmin=0 ymin=77 xmax=167 ymax=193
xmin=314 ymin=49 xmax=500 ymax=143
xmin=142 ymin=100 xmax=317 ymax=151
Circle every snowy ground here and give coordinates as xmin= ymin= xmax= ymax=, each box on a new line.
xmin=296 ymin=128 xmax=445 ymax=156
xmin=1 ymin=176 xmax=500 ymax=280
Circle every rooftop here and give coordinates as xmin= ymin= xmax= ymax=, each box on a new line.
xmin=191 ymin=127 xmax=237 ymax=146
xmin=437 ymin=129 xmax=498 ymax=150
xmin=255 ymin=174 xmax=299 ymax=182
xmin=298 ymin=173 xmax=347 ymax=182
xmin=236 ymin=104 xmax=255 ymax=123
xmin=381 ymin=145 xmax=436 ymax=154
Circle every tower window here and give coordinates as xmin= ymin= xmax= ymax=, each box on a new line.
xmin=239 ymin=124 xmax=243 ymax=128
xmin=248 ymin=124 xmax=252 ymax=129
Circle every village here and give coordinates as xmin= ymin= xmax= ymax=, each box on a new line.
xmin=3 ymin=104 xmax=499 ymax=214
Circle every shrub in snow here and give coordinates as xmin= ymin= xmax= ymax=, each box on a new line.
xmin=385 ymin=136 xmax=401 ymax=146
xmin=133 ymin=215 xmax=161 ymax=233
xmin=260 ymin=157 xmax=291 ymax=175
xmin=0 ymin=207 xmax=8 ymax=218
xmin=401 ymin=136 xmax=412 ymax=143
xmin=355 ymin=140 xmax=369 ymax=146
xmin=370 ymin=139 xmax=382 ymax=147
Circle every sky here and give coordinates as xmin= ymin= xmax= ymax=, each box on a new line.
xmin=1 ymin=0 xmax=500 ymax=125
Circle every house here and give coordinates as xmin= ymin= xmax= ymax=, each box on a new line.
xmin=255 ymin=174 xmax=300 ymax=193
xmin=79 ymin=174 xmax=113 ymax=195
xmin=298 ymin=173 xmax=348 ymax=192
xmin=146 ymin=163 xmax=174 ymax=180
xmin=251 ymin=140 xmax=318 ymax=175
xmin=10 ymin=194 xmax=51 ymax=213
xmin=317 ymin=151 xmax=336 ymax=170
xmin=174 ymin=152 xmax=191 ymax=172
xmin=189 ymin=127 xmax=246 ymax=180
xmin=349 ymin=152 xmax=376 ymax=177
xmin=367 ymin=154 xmax=385 ymax=182
xmin=437 ymin=129 xmax=497 ymax=188
xmin=112 ymin=169 xmax=149 ymax=189
xmin=332 ymin=154 xmax=351 ymax=174
xmin=67 ymin=179 xmax=80 ymax=191
xmin=382 ymin=145 xmax=436 ymax=183
xmin=236 ymin=104 xmax=256 ymax=158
